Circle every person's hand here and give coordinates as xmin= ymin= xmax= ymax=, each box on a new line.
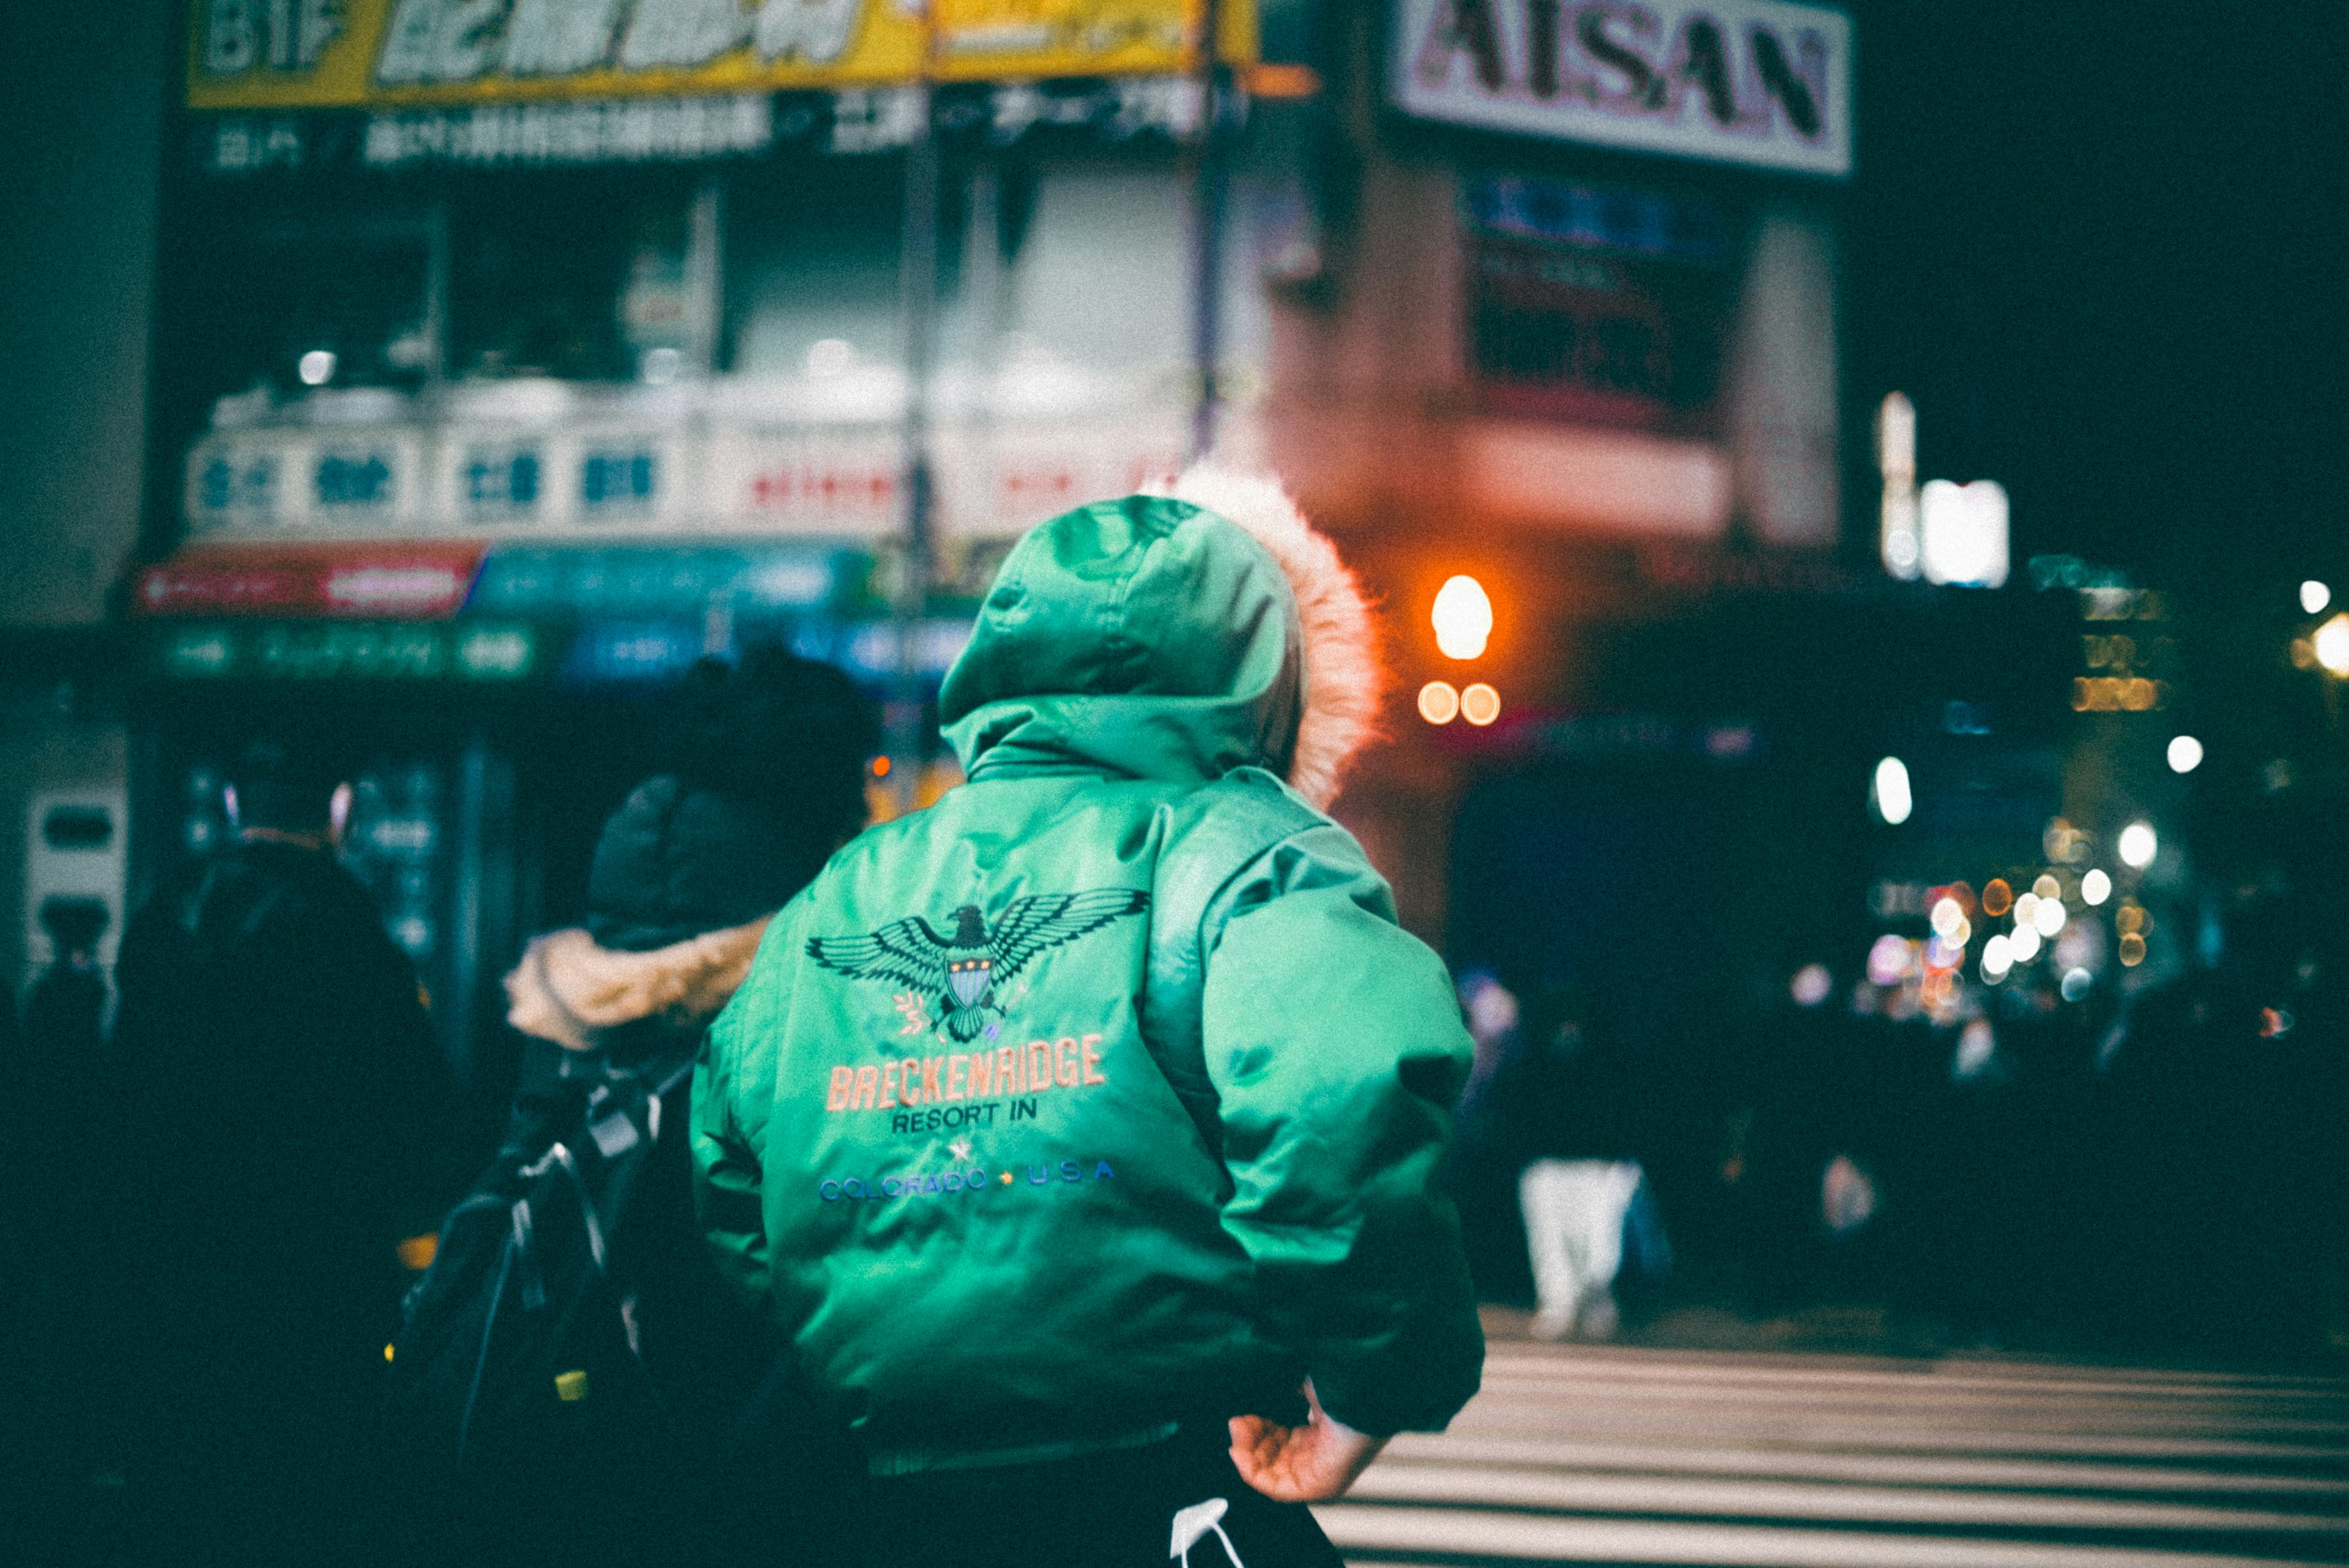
xmin=1228 ymin=1380 xmax=1386 ymax=1503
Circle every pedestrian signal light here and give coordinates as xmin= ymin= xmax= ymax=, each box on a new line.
xmin=1431 ymin=576 xmax=1492 ymax=659
xmin=1460 ymin=683 xmax=1501 ymax=726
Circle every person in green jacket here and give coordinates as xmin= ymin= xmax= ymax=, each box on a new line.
xmin=692 ymin=467 xmax=1484 ymax=1567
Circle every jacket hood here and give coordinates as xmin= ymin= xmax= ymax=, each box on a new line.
xmin=504 ymin=918 xmax=768 ymax=1052
xmin=939 ymin=466 xmax=1381 ymax=809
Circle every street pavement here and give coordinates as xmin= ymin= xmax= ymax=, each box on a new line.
xmin=1318 ymin=1340 xmax=2349 ymax=1567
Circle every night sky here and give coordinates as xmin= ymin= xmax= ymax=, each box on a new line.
xmin=1843 ymin=1 xmax=2347 ymax=603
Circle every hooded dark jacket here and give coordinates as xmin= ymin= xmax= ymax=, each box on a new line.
xmin=692 ymin=471 xmax=1485 ymax=1475
xmin=492 ymin=769 xmax=859 ymax=1567
xmin=111 ymin=837 xmax=450 ymax=1317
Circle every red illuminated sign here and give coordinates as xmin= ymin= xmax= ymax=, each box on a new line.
xmin=136 ymin=542 xmax=487 ymax=619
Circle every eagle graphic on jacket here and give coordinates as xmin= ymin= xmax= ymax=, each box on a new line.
xmin=807 ymin=888 xmax=1148 ymax=1041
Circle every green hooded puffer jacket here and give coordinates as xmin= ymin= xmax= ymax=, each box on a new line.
xmin=692 ymin=474 xmax=1484 ymax=1474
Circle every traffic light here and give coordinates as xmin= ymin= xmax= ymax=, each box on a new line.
xmin=1420 ymin=574 xmax=1500 ymax=727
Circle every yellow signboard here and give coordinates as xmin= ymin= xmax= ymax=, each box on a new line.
xmin=930 ymin=0 xmax=1252 ymax=81
xmin=187 ymin=0 xmax=1255 ymax=110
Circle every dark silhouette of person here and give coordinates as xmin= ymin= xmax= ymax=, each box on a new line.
xmin=24 ymin=898 xmax=108 ymax=1068
xmin=13 ymin=900 xmax=111 ymax=1348
xmin=466 ymin=645 xmax=880 ymax=1567
xmin=106 ymin=737 xmax=452 ymax=1566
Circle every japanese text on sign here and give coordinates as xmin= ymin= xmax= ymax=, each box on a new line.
xmin=188 ymin=0 xmax=1253 ymax=109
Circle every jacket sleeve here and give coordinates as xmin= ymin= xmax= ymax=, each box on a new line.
xmin=691 ymin=908 xmax=793 ymax=1312
xmin=1200 ymin=823 xmax=1485 ymax=1436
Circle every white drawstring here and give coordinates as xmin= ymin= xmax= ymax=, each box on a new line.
xmin=1170 ymin=1497 xmax=1245 ymax=1568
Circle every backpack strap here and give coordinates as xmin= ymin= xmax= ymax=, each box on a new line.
xmin=1141 ymin=768 xmax=1327 ymax=1169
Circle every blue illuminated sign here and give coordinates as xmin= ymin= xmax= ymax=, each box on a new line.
xmin=581 ymin=448 xmax=658 ymax=511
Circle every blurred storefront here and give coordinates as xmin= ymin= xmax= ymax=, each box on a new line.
xmin=1236 ymin=1 xmax=1856 ymax=960
xmin=138 ymin=0 xmax=1262 ymax=1094
xmin=136 ymin=0 xmax=1883 ymax=1082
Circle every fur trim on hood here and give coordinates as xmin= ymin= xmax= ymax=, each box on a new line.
xmin=505 ymin=918 xmax=768 ymax=1052
xmin=1151 ymin=464 xmax=1384 ymax=811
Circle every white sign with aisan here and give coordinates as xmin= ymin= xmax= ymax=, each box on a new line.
xmin=1392 ymin=0 xmax=1851 ymax=177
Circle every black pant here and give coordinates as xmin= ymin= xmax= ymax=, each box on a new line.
xmin=856 ymin=1425 xmax=1345 ymax=1568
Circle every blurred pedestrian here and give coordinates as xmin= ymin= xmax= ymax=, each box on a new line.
xmin=0 ymin=968 xmax=25 ymax=1332
xmin=1447 ymin=971 xmax=1539 ymax=1304
xmin=502 ymin=647 xmax=878 ymax=1161
xmin=1498 ymin=989 xmax=1665 ymax=1341
xmin=23 ymin=897 xmax=108 ymax=1072
xmin=464 ymin=645 xmax=877 ymax=1566
xmin=105 ymin=736 xmax=453 ymax=1567
xmin=1520 ymin=1157 xmax=1647 ymax=1340
xmin=694 ymin=472 xmax=1483 ymax=1568
xmin=9 ymin=900 xmax=112 ymax=1384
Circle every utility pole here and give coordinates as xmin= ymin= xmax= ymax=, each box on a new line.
xmin=890 ymin=43 xmax=941 ymax=814
xmin=1190 ymin=0 xmax=1231 ymax=462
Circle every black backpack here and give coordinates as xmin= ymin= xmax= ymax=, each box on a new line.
xmin=382 ymin=1046 xmax=791 ymax=1564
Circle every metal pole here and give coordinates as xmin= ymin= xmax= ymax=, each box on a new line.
xmin=688 ymin=176 xmax=724 ymax=379
xmin=890 ymin=77 xmax=941 ymax=813
xmin=1190 ymin=0 xmax=1230 ymax=463
xmin=423 ymin=197 xmax=451 ymax=390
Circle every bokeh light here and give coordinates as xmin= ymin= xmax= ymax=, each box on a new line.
xmin=1872 ymin=757 xmax=1912 ymax=825
xmin=1982 ymin=934 xmax=2013 ymax=981
xmin=2315 ymin=614 xmax=2349 ymax=677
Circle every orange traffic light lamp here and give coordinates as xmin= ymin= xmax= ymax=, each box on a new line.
xmin=1432 ymin=576 xmax=1493 ymax=659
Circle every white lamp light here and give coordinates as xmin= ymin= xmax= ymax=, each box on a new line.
xmin=1919 ymin=480 xmax=2010 ymax=589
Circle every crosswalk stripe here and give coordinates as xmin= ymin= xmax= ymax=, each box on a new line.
xmin=1477 ymin=1348 xmax=2348 ymax=1397
xmin=1316 ymin=1505 xmax=2307 ymax=1567
xmin=1442 ymin=1411 xmax=2349 ymax=1463
xmin=1376 ymin=1434 xmax=2349 ymax=1497
xmin=1346 ymin=1463 xmax=2349 ymax=1535
xmin=1458 ymin=1405 xmax=2349 ymax=1443
xmin=1473 ymin=1372 xmax=2349 ymax=1416
xmin=1323 ymin=1343 xmax=2349 ymax=1568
